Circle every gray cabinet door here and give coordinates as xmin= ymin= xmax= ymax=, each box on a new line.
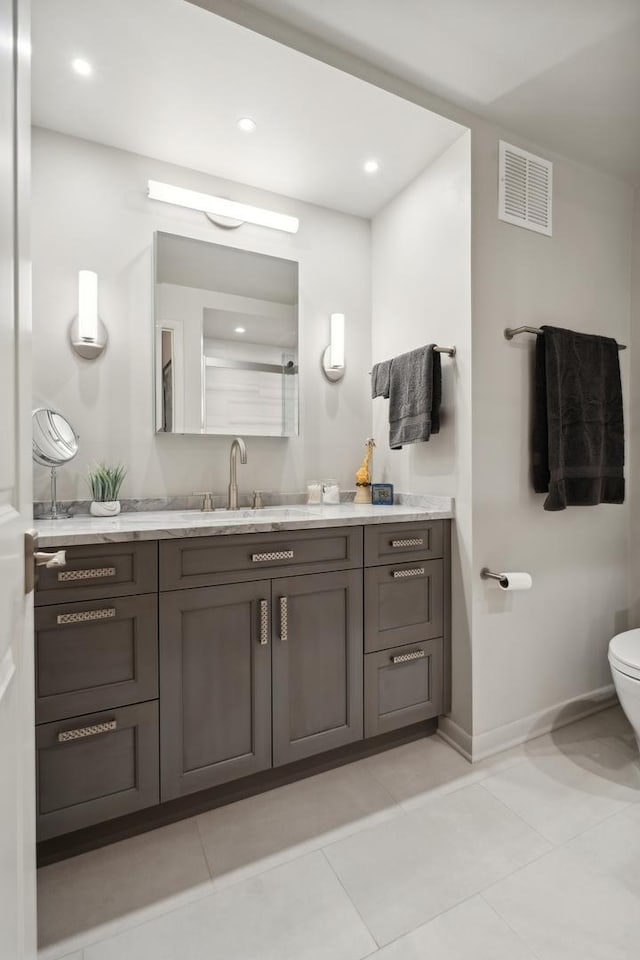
xmin=36 ymin=701 xmax=159 ymax=841
xmin=364 ymin=638 xmax=443 ymax=737
xmin=35 ymin=594 xmax=158 ymax=724
xmin=272 ymin=569 xmax=363 ymax=766
xmin=160 ymin=581 xmax=272 ymax=800
xmin=365 ymin=559 xmax=444 ymax=653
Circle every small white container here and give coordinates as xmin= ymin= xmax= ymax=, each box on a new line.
xmin=306 ymin=481 xmax=322 ymax=505
xmin=322 ymin=479 xmax=340 ymax=505
xmin=90 ymin=500 xmax=121 ymax=517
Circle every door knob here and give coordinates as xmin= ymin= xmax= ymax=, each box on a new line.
xmin=24 ymin=530 xmax=67 ymax=594
xmin=35 ymin=550 xmax=67 ymax=568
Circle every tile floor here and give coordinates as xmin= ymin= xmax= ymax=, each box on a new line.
xmin=38 ymin=704 xmax=640 ymax=960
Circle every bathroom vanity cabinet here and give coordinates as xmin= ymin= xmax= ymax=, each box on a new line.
xmin=33 ymin=517 xmax=450 ymax=852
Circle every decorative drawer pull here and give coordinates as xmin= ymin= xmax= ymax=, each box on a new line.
xmin=251 ymin=550 xmax=294 ymax=563
xmin=58 ymin=566 xmax=116 ymax=582
xmin=56 ymin=607 xmax=116 ymax=625
xmin=392 ymin=567 xmax=425 ymax=579
xmin=391 ymin=538 xmax=424 ymax=548
xmin=58 ymin=719 xmax=117 ymax=742
xmin=279 ymin=596 xmax=288 ymax=642
xmin=391 ymin=649 xmax=426 ymax=664
xmin=259 ymin=599 xmax=269 ymax=646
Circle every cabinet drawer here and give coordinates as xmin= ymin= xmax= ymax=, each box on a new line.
xmin=36 ymin=701 xmax=159 ymax=841
xmin=35 ymin=541 xmax=158 ymax=606
xmin=364 ymin=521 xmax=444 ymax=567
xmin=160 ymin=526 xmax=363 ymax=590
xmin=365 ymin=559 xmax=443 ymax=653
xmin=365 ymin=638 xmax=443 ymax=737
xmin=35 ymin=594 xmax=158 ymax=724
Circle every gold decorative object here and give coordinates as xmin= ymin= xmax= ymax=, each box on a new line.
xmin=354 ymin=438 xmax=376 ymax=503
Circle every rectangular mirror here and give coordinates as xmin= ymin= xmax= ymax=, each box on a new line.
xmin=154 ymin=231 xmax=299 ymax=436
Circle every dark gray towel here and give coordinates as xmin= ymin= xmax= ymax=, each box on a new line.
xmin=533 ymin=325 xmax=624 ymax=511
xmin=389 ymin=345 xmax=441 ymax=449
xmin=371 ymin=360 xmax=391 ymax=399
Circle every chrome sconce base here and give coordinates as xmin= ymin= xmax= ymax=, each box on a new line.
xmin=69 ymin=315 xmax=108 ymax=359
xmin=321 ymin=345 xmax=345 ymax=382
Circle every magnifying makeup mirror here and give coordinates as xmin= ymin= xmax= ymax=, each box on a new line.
xmin=32 ymin=408 xmax=79 ymax=519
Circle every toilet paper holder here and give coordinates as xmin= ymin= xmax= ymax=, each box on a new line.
xmin=480 ymin=567 xmax=509 ymax=587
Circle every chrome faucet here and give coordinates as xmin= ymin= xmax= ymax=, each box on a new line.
xmin=228 ymin=437 xmax=247 ymax=510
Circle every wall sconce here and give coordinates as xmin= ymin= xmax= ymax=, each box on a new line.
xmin=69 ymin=270 xmax=108 ymax=359
xmin=147 ymin=180 xmax=300 ymax=234
xmin=321 ymin=313 xmax=345 ymax=382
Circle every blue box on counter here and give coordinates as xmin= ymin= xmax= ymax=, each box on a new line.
xmin=371 ymin=483 xmax=394 ymax=505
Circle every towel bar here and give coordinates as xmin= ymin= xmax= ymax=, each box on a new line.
xmin=504 ymin=326 xmax=626 ymax=351
xmin=369 ymin=344 xmax=456 ymax=374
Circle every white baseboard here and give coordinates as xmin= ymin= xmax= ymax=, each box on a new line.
xmin=438 ymin=684 xmax=618 ymax=763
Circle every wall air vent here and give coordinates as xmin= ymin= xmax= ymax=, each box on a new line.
xmin=498 ymin=140 xmax=552 ymax=237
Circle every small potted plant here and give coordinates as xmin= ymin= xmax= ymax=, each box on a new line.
xmin=87 ymin=463 xmax=126 ymax=517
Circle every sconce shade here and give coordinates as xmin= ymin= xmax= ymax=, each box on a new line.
xmin=322 ymin=312 xmax=346 ymax=382
xmin=147 ymin=180 xmax=300 ymax=234
xmin=70 ymin=270 xmax=107 ymax=359
xmin=329 ymin=313 xmax=345 ymax=369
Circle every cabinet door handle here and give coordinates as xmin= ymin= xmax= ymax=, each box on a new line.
xmin=57 ymin=719 xmax=117 ymax=742
xmin=279 ymin=597 xmax=288 ymax=642
xmin=392 ymin=567 xmax=425 ymax=579
xmin=56 ymin=607 xmax=116 ymax=625
xmin=259 ymin=599 xmax=269 ymax=646
xmin=58 ymin=566 xmax=116 ymax=582
xmin=391 ymin=649 xmax=426 ymax=664
xmin=251 ymin=550 xmax=294 ymax=563
xmin=391 ymin=538 xmax=424 ymax=548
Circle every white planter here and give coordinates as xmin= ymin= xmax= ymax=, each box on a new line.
xmin=89 ymin=500 xmax=121 ymax=517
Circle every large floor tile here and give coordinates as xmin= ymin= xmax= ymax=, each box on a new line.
xmin=83 ymin=852 xmax=376 ymax=960
xmin=481 ymin=735 xmax=640 ymax=844
xmin=484 ymin=810 xmax=640 ymax=959
xmin=324 ymin=782 xmax=550 ymax=947
xmin=373 ymin=895 xmax=537 ymax=959
xmin=196 ymin=761 xmax=399 ymax=888
xmin=360 ymin=733 xmax=488 ymax=809
xmin=38 ymin=818 xmax=211 ymax=951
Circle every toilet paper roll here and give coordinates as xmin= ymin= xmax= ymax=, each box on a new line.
xmin=498 ymin=572 xmax=532 ymax=591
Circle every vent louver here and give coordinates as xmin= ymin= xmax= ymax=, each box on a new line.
xmin=498 ymin=141 xmax=552 ymax=237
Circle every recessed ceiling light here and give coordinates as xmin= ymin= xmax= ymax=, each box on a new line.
xmin=237 ymin=118 xmax=256 ymax=133
xmin=363 ymin=159 xmax=380 ymax=174
xmin=71 ymin=58 xmax=92 ymax=77
xmin=234 ymin=327 xmax=246 ymax=334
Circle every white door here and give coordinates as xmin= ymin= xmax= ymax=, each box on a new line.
xmin=0 ymin=0 xmax=36 ymax=958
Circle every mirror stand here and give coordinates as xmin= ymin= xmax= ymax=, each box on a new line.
xmin=45 ymin=466 xmax=61 ymax=521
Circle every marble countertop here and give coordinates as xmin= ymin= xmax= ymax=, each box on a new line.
xmin=35 ymin=497 xmax=454 ymax=547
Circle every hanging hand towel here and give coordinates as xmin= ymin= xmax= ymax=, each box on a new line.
xmin=389 ymin=345 xmax=441 ymax=449
xmin=533 ymin=325 xmax=624 ymax=511
xmin=371 ymin=359 xmax=392 ymax=398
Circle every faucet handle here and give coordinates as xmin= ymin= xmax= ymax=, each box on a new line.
xmin=252 ymin=490 xmax=263 ymax=510
xmin=194 ymin=492 xmax=215 ymax=512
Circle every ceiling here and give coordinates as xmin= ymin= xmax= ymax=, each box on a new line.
xmin=31 ymin=0 xmax=465 ymax=218
xmin=235 ymin=0 xmax=640 ymax=186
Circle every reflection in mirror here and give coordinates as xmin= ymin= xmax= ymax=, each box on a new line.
xmin=32 ymin=408 xmax=79 ymax=519
xmin=155 ymin=232 xmax=299 ymax=437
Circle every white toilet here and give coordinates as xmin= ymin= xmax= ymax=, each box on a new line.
xmin=609 ymin=629 xmax=640 ymax=749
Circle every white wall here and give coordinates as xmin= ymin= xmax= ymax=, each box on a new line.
xmin=630 ymin=191 xmax=640 ymax=627
xmin=371 ymin=132 xmax=473 ymax=731
xmin=31 ymin=128 xmax=372 ymax=501
xmin=470 ymin=126 xmax=634 ymax=747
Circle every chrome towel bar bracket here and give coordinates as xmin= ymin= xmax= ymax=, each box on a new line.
xmin=504 ymin=326 xmax=626 ymax=351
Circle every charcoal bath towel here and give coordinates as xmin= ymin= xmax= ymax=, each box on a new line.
xmin=389 ymin=345 xmax=441 ymax=449
xmin=371 ymin=359 xmax=392 ymax=398
xmin=533 ymin=325 xmax=624 ymax=511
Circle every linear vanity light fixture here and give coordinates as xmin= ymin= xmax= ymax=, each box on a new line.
xmin=322 ymin=313 xmax=345 ymax=382
xmin=69 ymin=270 xmax=108 ymax=360
xmin=147 ymin=180 xmax=300 ymax=234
